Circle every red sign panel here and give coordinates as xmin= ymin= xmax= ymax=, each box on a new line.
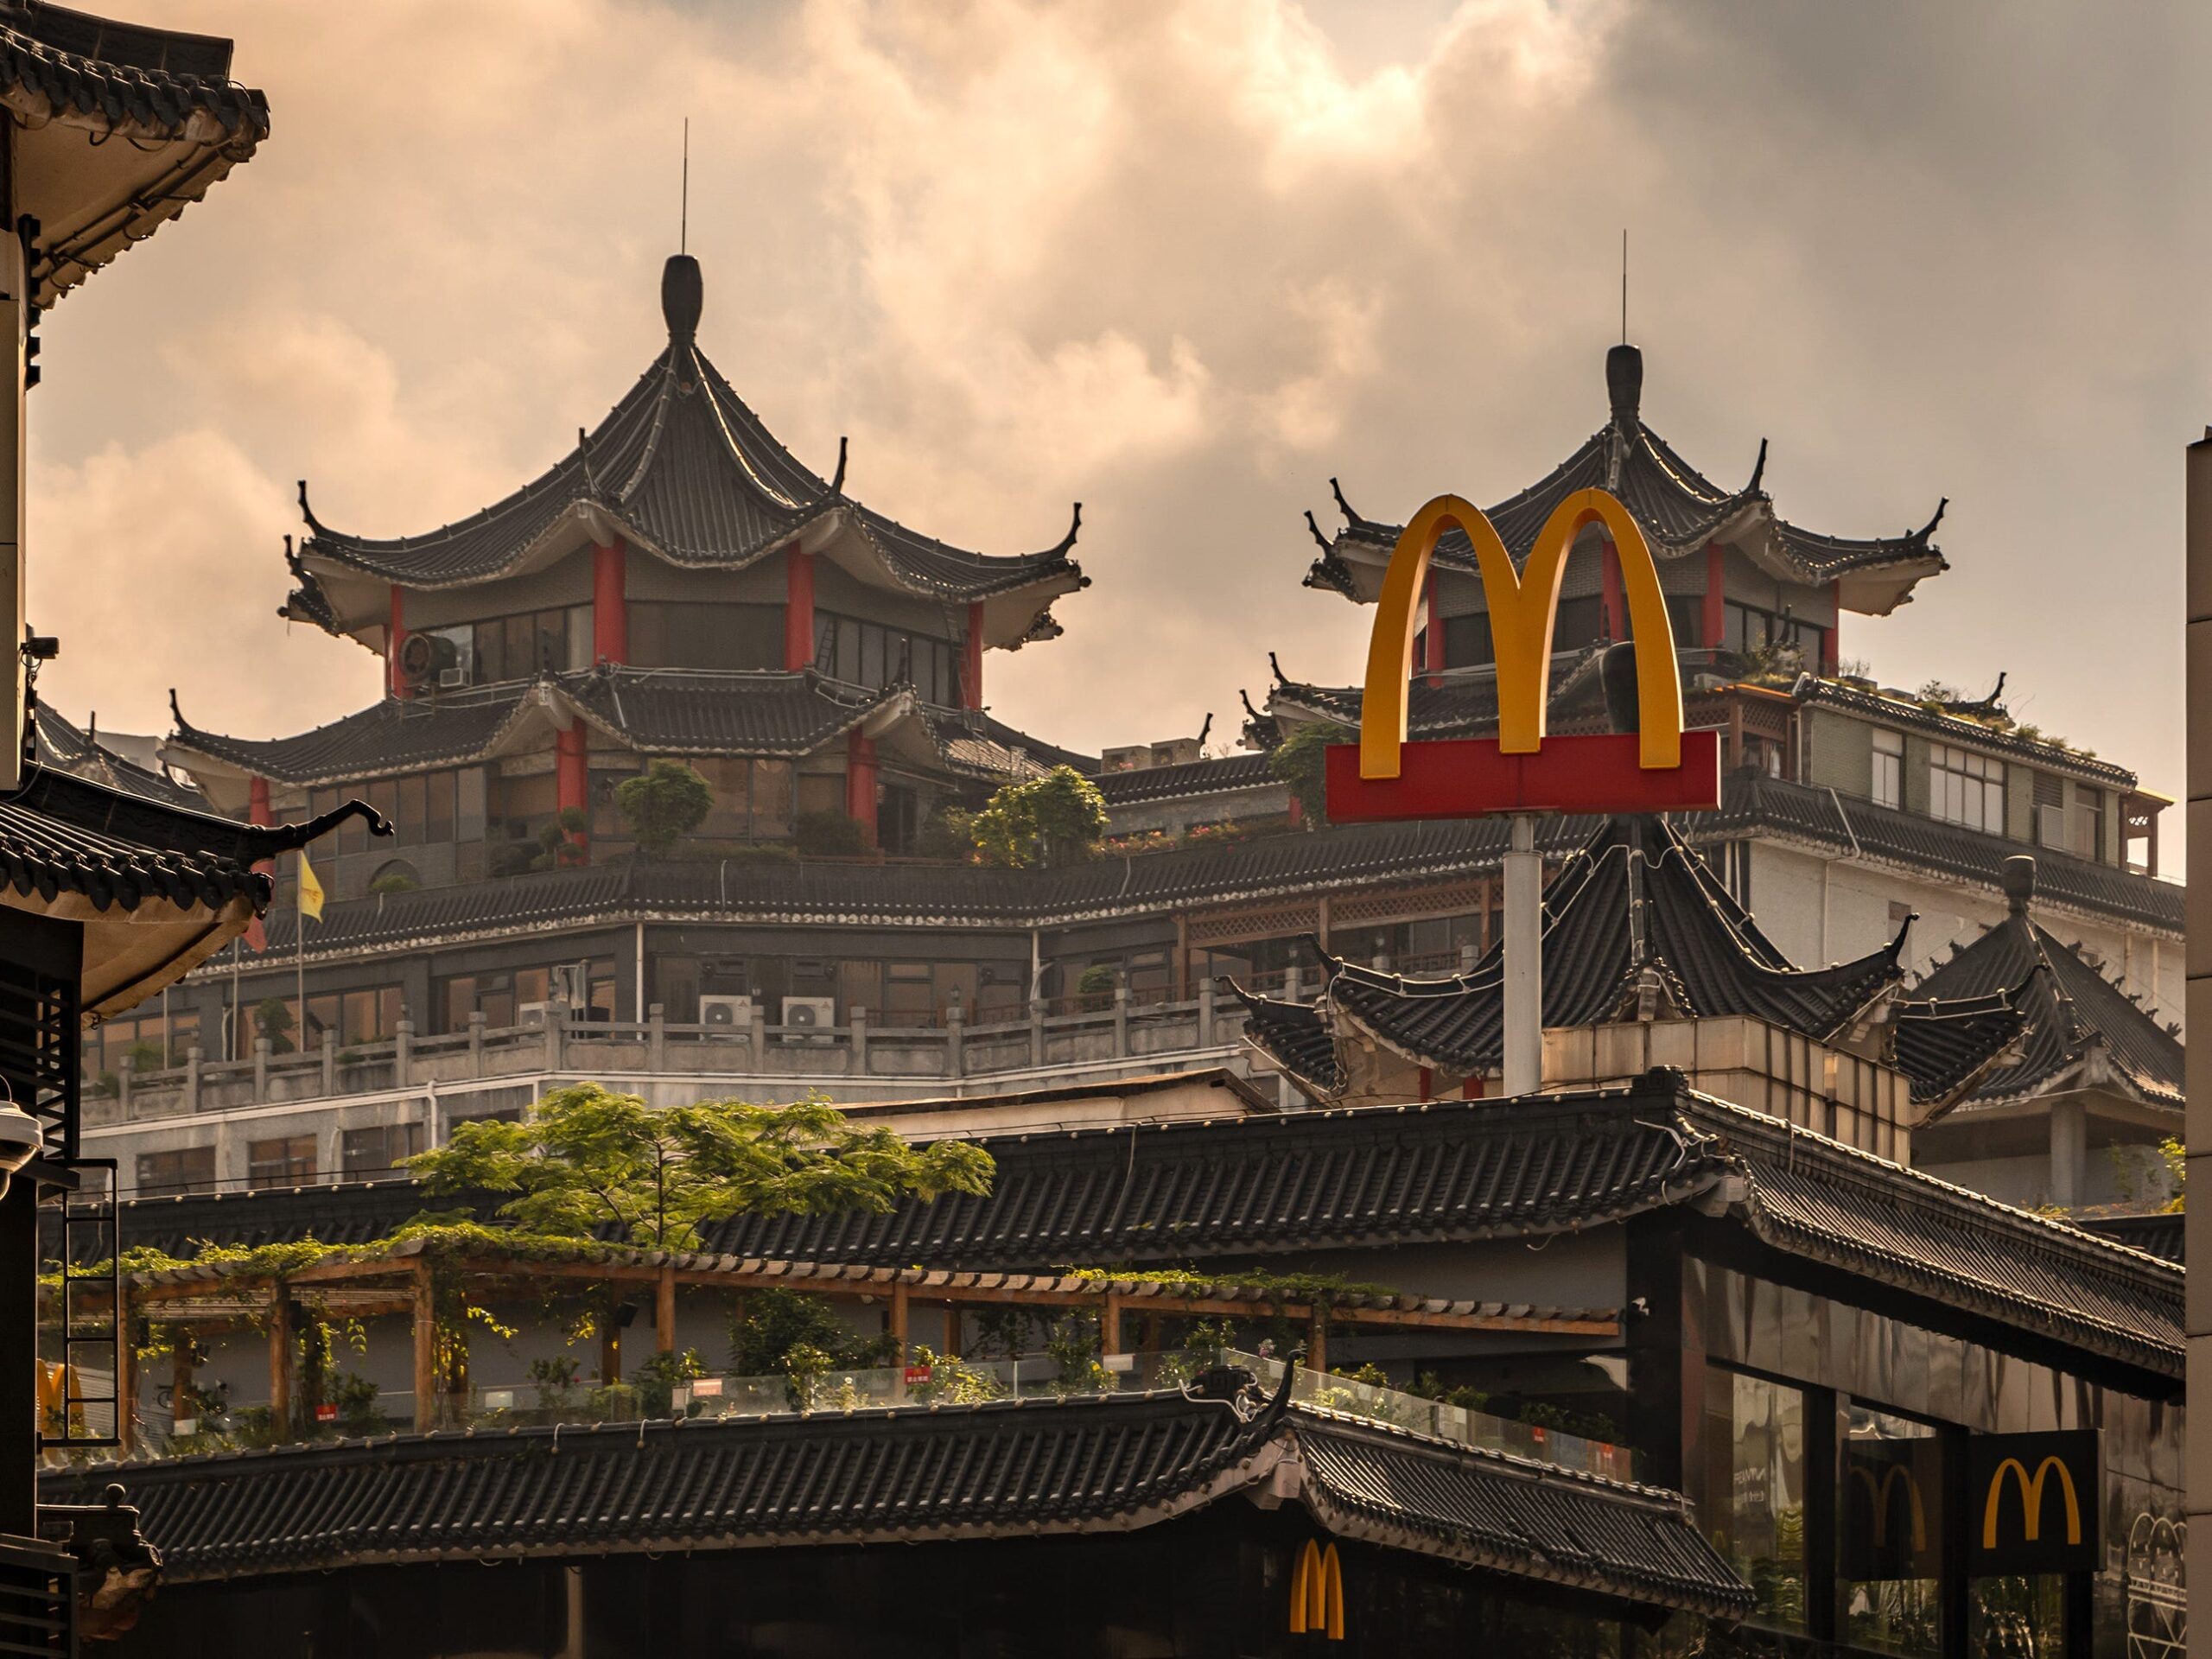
xmin=1325 ymin=730 xmax=1722 ymax=823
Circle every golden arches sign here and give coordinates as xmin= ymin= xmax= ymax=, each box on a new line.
xmin=1357 ymin=488 xmax=1685 ymax=781
xmin=1850 ymin=1463 xmax=1928 ymax=1551
xmin=1288 ymin=1539 xmax=1345 ymax=1641
xmin=1322 ymin=485 xmax=1717 ymax=825
xmin=1982 ymin=1457 xmax=2083 ymax=1551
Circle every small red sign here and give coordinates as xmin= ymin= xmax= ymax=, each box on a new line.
xmin=904 ymin=1365 xmax=932 ymax=1386
xmin=315 ymin=1403 xmax=339 ymax=1423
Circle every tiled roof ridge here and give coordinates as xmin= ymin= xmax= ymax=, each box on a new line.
xmin=1688 ymin=1090 xmax=2181 ymax=1278
xmin=1793 ymin=675 xmax=2137 ymax=785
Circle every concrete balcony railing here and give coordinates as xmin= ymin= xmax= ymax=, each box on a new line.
xmin=81 ymin=976 xmax=1314 ymax=1126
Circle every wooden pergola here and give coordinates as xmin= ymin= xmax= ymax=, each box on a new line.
xmin=101 ymin=1239 xmax=1621 ymax=1453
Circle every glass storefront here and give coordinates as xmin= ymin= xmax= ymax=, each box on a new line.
xmin=1704 ymin=1367 xmax=1808 ymax=1632
xmin=1840 ymin=1404 xmax=1941 ymax=1655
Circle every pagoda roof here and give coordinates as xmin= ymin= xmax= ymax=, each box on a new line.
xmin=41 ymin=1383 xmax=1752 ymax=1618
xmin=32 ymin=702 xmax=202 ymax=809
xmin=1095 ymin=749 xmax=1279 ymax=808
xmin=0 ymin=762 xmax=380 ymax=1017
xmin=1908 ymin=857 xmax=2183 ymax=1111
xmin=1263 ymin=645 xmax=1607 ymax=743
xmin=194 ymin=771 xmax=2180 ymax=969
xmin=0 ymin=2 xmax=267 ymax=305
xmin=72 ymin=1075 xmax=2188 ymax=1382
xmin=1233 ymin=816 xmax=1949 ymax=1090
xmin=1306 ymin=344 xmax=1945 ymax=617
xmin=284 ymin=256 xmax=1085 ymax=650
xmin=1793 ymin=675 xmax=2137 ymax=788
xmin=162 ymin=669 xmax=1080 ymax=799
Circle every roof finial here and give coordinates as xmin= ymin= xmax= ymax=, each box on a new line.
xmin=1917 ymin=497 xmax=1948 ymax=539
xmin=296 ymin=479 xmax=325 ymax=535
xmin=1197 ymin=711 xmax=1212 ymax=747
xmin=167 ymin=687 xmax=185 ymax=731
xmin=662 ymin=251 xmax=702 ymax=345
xmin=2000 ymin=855 xmax=2036 ymax=918
xmin=1047 ymin=501 xmax=1082 ymax=556
xmin=1268 ymin=650 xmax=1287 ymax=685
xmin=830 ymin=435 xmax=848 ymax=495
xmin=1605 ymin=341 xmax=1642 ymax=428
xmin=1303 ymin=508 xmax=1330 ymax=552
xmin=1746 ymin=436 xmax=1768 ymax=493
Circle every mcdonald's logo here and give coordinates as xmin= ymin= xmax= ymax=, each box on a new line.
xmin=1967 ymin=1430 xmax=2101 ymax=1576
xmin=1322 ymin=489 xmax=1721 ymax=823
xmin=1982 ymin=1458 xmax=2081 ymax=1550
xmin=1849 ymin=1462 xmax=1927 ymax=1552
xmin=1288 ymin=1539 xmax=1345 ymax=1641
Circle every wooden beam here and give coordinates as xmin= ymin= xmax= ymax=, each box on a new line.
xmin=410 ymin=1260 xmax=435 ymax=1433
xmin=1101 ymin=1293 xmax=1124 ymax=1357
xmin=267 ymin=1293 xmax=292 ymax=1436
xmin=1307 ymin=1314 xmax=1327 ymax=1375
xmin=170 ymin=1344 xmax=192 ymax=1433
xmin=889 ymin=1284 xmax=909 ymax=1364
xmin=655 ymin=1264 xmax=676 ymax=1357
xmin=115 ymin=1305 xmax=135 ymax=1458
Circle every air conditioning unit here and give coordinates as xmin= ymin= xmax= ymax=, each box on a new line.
xmin=780 ymin=996 xmax=837 ymax=1046
xmin=698 ymin=994 xmax=756 ymax=1029
xmin=518 ymin=1001 xmax=553 ymax=1026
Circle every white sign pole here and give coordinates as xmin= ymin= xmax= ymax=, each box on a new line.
xmin=1502 ymin=813 xmax=1542 ymax=1095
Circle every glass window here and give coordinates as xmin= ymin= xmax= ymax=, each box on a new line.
xmin=396 ymin=773 xmax=427 ymax=846
xmin=1929 ymin=742 xmax=2005 ymax=835
xmin=1703 ymin=1367 xmax=1808 ymax=1633
xmin=1840 ymin=1404 xmax=1942 ymax=1656
xmin=1442 ymin=611 xmax=1493 ymax=668
xmin=424 ymin=770 xmax=455 ymax=842
xmin=248 ymin=1135 xmax=318 ymax=1190
xmin=1872 ymin=730 xmax=1903 ymax=809
xmin=456 ymin=768 xmax=487 ymax=842
xmin=135 ymin=1146 xmax=214 ymax=1197
xmin=341 ymin=1122 xmax=423 ymax=1179
xmin=1969 ymin=1575 xmax=2066 ymax=1656
xmin=2073 ymin=785 xmax=2106 ymax=862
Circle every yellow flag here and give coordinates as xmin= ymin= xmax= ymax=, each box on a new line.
xmin=297 ymin=851 xmax=325 ymax=923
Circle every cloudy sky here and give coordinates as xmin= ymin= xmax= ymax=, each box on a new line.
xmin=29 ymin=0 xmax=2209 ymax=828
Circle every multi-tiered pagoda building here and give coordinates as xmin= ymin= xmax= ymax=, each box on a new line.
xmin=113 ymin=275 xmax=2184 ymax=1220
xmin=172 ymin=255 xmax=1088 ymax=880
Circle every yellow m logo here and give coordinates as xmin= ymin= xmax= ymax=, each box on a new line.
xmin=1288 ymin=1539 xmax=1345 ymax=1641
xmin=1982 ymin=1457 xmax=2082 ymax=1550
xmin=1849 ymin=1463 xmax=1927 ymax=1550
xmin=1357 ymin=488 xmax=1684 ymax=781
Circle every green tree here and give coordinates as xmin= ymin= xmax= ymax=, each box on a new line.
xmin=1268 ymin=721 xmax=1350 ymax=826
xmin=616 ymin=760 xmax=713 ymax=861
xmin=404 ymin=1084 xmax=994 ymax=1252
xmin=969 ymin=766 xmax=1109 ymax=868
xmin=253 ymin=996 xmax=297 ymax=1056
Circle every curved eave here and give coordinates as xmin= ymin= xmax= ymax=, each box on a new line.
xmin=163 ymin=694 xmax=557 ymax=796
xmin=0 ymin=22 xmax=270 ymax=308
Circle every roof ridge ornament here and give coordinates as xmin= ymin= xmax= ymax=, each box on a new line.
xmin=576 ymin=427 xmax=604 ymax=500
xmin=1605 ymin=342 xmax=1643 ymax=429
xmin=829 ymin=435 xmax=848 ymax=495
xmin=1917 ymin=496 xmax=1948 ymax=539
xmin=296 ymin=480 xmax=325 ymax=536
xmin=661 ymin=252 xmax=702 ymax=346
xmin=1746 ymin=436 xmax=1768 ymax=494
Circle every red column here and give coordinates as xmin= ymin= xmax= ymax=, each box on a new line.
xmin=1821 ymin=580 xmax=1840 ymax=676
xmin=388 ymin=586 xmax=410 ymax=699
xmin=248 ymin=776 xmax=272 ymax=828
xmin=1422 ymin=576 xmax=1447 ymax=682
xmin=556 ymin=726 xmax=589 ymax=862
xmin=846 ymin=729 xmax=878 ymax=843
xmin=1701 ymin=544 xmax=1726 ymax=651
xmin=1599 ymin=542 xmax=1625 ymax=640
xmin=592 ymin=539 xmax=628 ymax=664
xmin=245 ymin=777 xmax=275 ymax=953
xmin=785 ymin=546 xmax=816 ymax=671
xmin=962 ymin=601 xmax=985 ymax=710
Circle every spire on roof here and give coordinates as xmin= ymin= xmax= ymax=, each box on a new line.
xmin=662 ymin=252 xmax=702 ymax=346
